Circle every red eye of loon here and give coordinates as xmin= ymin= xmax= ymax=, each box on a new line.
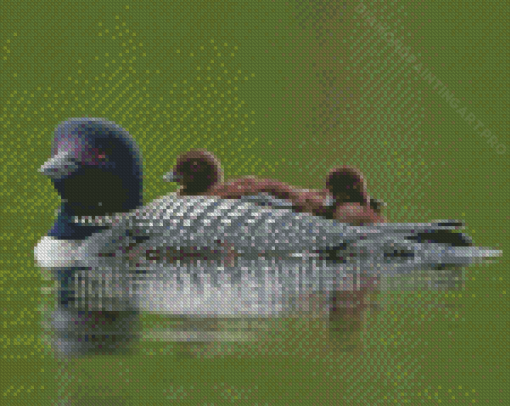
xmin=92 ymin=148 xmax=108 ymax=161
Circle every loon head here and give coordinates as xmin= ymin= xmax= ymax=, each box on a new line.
xmin=163 ymin=149 xmax=223 ymax=195
xmin=39 ymin=118 xmax=143 ymax=239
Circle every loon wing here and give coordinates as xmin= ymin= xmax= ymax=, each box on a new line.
xmin=74 ymin=195 xmax=381 ymax=254
xmin=73 ymin=195 xmax=501 ymax=271
xmin=237 ymin=192 xmax=297 ymax=209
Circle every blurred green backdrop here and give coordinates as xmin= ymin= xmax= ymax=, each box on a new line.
xmin=0 ymin=0 xmax=508 ymax=404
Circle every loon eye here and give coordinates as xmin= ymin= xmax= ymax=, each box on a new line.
xmin=97 ymin=147 xmax=113 ymax=161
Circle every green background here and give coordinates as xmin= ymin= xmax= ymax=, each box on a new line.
xmin=1 ymin=0 xmax=508 ymax=404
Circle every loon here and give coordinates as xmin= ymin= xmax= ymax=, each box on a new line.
xmin=35 ymin=120 xmax=502 ymax=356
